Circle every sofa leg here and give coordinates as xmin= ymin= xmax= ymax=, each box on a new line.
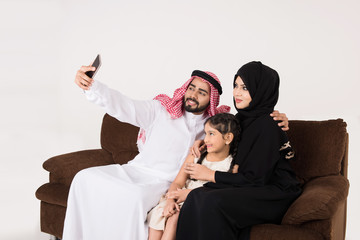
xmin=49 ymin=235 xmax=61 ymax=240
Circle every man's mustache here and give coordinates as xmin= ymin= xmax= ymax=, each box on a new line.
xmin=185 ymin=98 xmax=199 ymax=105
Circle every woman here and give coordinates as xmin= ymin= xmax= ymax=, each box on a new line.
xmin=176 ymin=61 xmax=302 ymax=240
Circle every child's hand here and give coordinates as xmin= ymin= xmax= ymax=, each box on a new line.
xmin=172 ymin=188 xmax=191 ymax=204
xmin=184 ymin=163 xmax=215 ymax=182
xmin=162 ymin=199 xmax=180 ymax=218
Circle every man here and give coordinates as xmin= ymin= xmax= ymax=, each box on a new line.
xmin=62 ymin=65 xmax=288 ymax=240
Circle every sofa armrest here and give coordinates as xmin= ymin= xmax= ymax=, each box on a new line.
xmin=43 ymin=149 xmax=114 ymax=185
xmin=282 ymin=175 xmax=349 ymax=225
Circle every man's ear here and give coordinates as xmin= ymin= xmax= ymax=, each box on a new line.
xmin=225 ymin=133 xmax=234 ymax=145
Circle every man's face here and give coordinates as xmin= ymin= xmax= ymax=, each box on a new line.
xmin=183 ymin=77 xmax=211 ymax=115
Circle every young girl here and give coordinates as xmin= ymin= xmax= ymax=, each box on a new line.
xmin=176 ymin=61 xmax=302 ymax=240
xmin=147 ymin=113 xmax=241 ymax=240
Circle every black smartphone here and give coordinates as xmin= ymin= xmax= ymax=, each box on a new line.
xmin=86 ymin=54 xmax=102 ymax=78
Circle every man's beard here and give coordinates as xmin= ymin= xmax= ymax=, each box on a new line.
xmin=183 ymin=98 xmax=210 ymax=113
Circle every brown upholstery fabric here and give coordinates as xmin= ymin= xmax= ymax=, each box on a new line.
xmin=101 ymin=114 xmax=139 ymax=164
xmin=112 ymin=150 xmax=140 ymax=165
xmin=43 ymin=149 xmax=114 ymax=186
xmin=40 ymin=202 xmax=66 ymax=239
xmin=282 ymin=175 xmax=349 ymax=224
xmin=36 ymin=183 xmax=69 ymax=207
xmin=251 ymin=224 xmax=324 ymax=240
xmin=287 ymin=119 xmax=347 ymax=183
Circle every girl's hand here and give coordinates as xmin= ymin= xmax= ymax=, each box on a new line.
xmin=162 ymin=199 xmax=180 ymax=218
xmin=167 ymin=188 xmax=192 ymax=204
xmin=190 ymin=140 xmax=206 ymax=158
xmin=270 ymin=110 xmax=289 ymax=131
xmin=184 ymin=163 xmax=215 ymax=182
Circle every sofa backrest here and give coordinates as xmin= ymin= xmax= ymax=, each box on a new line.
xmin=101 ymin=114 xmax=140 ymax=164
xmin=287 ymin=119 xmax=348 ymax=183
xmin=100 ymin=114 xmax=349 ymax=183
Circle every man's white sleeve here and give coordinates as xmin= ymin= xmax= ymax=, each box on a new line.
xmin=84 ymin=80 xmax=158 ymax=129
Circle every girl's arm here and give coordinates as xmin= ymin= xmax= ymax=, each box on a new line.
xmin=162 ymin=153 xmax=194 ymax=217
xmin=167 ymin=153 xmax=194 ymax=192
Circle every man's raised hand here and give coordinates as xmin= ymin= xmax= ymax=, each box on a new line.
xmin=74 ymin=65 xmax=95 ymax=90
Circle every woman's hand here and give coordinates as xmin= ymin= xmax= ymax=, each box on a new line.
xmin=232 ymin=164 xmax=239 ymax=173
xmin=184 ymin=163 xmax=215 ymax=182
xmin=270 ymin=110 xmax=289 ymax=131
xmin=74 ymin=65 xmax=95 ymax=90
xmin=162 ymin=199 xmax=180 ymax=218
xmin=167 ymin=188 xmax=192 ymax=204
xmin=190 ymin=140 xmax=206 ymax=158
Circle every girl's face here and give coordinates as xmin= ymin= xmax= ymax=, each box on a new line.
xmin=233 ymin=76 xmax=252 ymax=109
xmin=204 ymin=123 xmax=232 ymax=155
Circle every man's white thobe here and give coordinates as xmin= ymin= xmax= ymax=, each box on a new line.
xmin=62 ymin=81 xmax=207 ymax=240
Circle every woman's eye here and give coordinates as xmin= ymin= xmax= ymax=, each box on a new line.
xmin=243 ymin=87 xmax=248 ymax=91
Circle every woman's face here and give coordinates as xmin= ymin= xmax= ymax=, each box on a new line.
xmin=233 ymin=76 xmax=252 ymax=109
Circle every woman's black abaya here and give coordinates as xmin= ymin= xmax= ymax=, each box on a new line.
xmin=176 ymin=62 xmax=302 ymax=240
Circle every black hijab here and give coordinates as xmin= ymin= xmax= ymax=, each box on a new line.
xmin=232 ymin=61 xmax=282 ymax=174
xmin=234 ymin=61 xmax=280 ymax=122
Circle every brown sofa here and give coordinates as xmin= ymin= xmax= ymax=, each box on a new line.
xmin=35 ymin=114 xmax=350 ymax=240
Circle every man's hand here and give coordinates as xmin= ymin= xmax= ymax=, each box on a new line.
xmin=190 ymin=140 xmax=205 ymax=158
xmin=184 ymin=163 xmax=215 ymax=182
xmin=74 ymin=65 xmax=96 ymax=91
xmin=270 ymin=110 xmax=289 ymax=131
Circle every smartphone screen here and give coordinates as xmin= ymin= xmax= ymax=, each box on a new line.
xmin=86 ymin=54 xmax=101 ymax=78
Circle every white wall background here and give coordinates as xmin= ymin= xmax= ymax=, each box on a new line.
xmin=1 ymin=0 xmax=359 ymax=239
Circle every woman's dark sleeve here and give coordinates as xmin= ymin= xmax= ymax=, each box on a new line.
xmin=215 ymin=117 xmax=283 ymax=187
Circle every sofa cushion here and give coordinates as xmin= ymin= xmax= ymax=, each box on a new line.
xmin=36 ymin=183 xmax=69 ymax=207
xmin=251 ymin=223 xmax=324 ymax=240
xmin=282 ymin=175 xmax=349 ymax=225
xmin=287 ymin=119 xmax=347 ymax=183
xmin=43 ymin=149 xmax=114 ymax=186
xmin=101 ymin=114 xmax=140 ymax=158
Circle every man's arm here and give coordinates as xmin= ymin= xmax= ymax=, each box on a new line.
xmin=74 ymin=66 xmax=157 ymax=129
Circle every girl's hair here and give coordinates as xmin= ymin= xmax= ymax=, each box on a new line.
xmin=197 ymin=113 xmax=241 ymax=171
